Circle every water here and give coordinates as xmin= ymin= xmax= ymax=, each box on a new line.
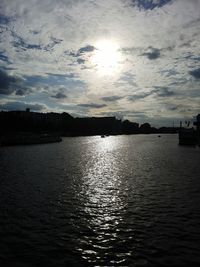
xmin=0 ymin=134 xmax=200 ymax=266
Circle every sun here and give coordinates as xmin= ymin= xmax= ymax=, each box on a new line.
xmin=91 ymin=40 xmax=121 ymax=75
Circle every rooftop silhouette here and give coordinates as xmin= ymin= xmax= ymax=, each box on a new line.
xmin=0 ymin=109 xmax=179 ymax=137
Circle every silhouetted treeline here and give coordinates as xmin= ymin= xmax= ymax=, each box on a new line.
xmin=0 ymin=110 xmax=178 ymax=136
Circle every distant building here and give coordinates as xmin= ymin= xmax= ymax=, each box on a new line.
xmin=194 ymin=114 xmax=200 ymax=132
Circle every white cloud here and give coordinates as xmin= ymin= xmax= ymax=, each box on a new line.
xmin=0 ymin=0 xmax=200 ymax=125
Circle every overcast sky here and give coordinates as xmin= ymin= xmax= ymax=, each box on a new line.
xmin=0 ymin=0 xmax=200 ymax=126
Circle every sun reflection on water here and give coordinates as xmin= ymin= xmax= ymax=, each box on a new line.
xmin=77 ymin=137 xmax=129 ymax=264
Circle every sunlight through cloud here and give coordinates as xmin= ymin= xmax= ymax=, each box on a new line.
xmin=91 ymin=40 xmax=121 ymax=76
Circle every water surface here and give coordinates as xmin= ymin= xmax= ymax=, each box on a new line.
xmin=0 ymin=134 xmax=200 ymax=266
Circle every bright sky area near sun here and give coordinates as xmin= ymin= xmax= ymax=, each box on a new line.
xmin=0 ymin=0 xmax=200 ymax=126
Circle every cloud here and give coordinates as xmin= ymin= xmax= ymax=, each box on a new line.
xmin=189 ymin=68 xmax=200 ymax=79
xmin=0 ymin=70 xmax=31 ymax=95
xmin=0 ymin=70 xmax=16 ymax=95
xmin=67 ymin=45 xmax=96 ymax=66
xmin=10 ymin=31 xmax=63 ymax=52
xmin=43 ymin=37 xmax=63 ymax=52
xmin=0 ymin=52 xmax=9 ymax=63
xmin=67 ymin=45 xmax=96 ymax=62
xmin=77 ymin=103 xmax=107 ymax=109
xmin=128 ymin=92 xmax=152 ymax=101
xmin=0 ymin=0 xmax=200 ymax=126
xmin=46 ymin=72 xmax=76 ymax=79
xmin=142 ymin=47 xmax=161 ymax=60
xmin=0 ymin=101 xmax=45 ymax=111
xmin=77 ymin=45 xmax=96 ymax=55
xmin=153 ymin=86 xmax=174 ymax=97
xmin=51 ymin=92 xmax=67 ymax=99
xmin=101 ymin=95 xmax=124 ymax=102
xmin=128 ymin=87 xmax=174 ymax=101
xmin=77 ymin=58 xmax=85 ymax=64
xmin=0 ymin=14 xmax=12 ymax=25
xmin=25 ymin=73 xmax=85 ymax=92
xmin=130 ymin=0 xmax=172 ymax=10
xmin=11 ymin=31 xmax=43 ymax=51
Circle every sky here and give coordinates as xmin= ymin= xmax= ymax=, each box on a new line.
xmin=0 ymin=0 xmax=200 ymax=127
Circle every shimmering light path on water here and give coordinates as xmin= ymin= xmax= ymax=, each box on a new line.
xmin=0 ymin=134 xmax=200 ymax=266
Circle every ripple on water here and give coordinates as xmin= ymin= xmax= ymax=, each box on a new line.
xmin=0 ymin=135 xmax=200 ymax=266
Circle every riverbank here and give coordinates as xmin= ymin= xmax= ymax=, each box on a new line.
xmin=0 ymin=132 xmax=62 ymax=146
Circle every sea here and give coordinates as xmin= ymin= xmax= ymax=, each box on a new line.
xmin=0 ymin=134 xmax=200 ymax=266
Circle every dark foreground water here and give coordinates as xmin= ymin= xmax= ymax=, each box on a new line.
xmin=0 ymin=134 xmax=200 ymax=266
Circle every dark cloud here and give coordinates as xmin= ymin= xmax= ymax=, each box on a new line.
xmin=153 ymin=86 xmax=174 ymax=97
xmin=77 ymin=103 xmax=106 ymax=109
xmin=0 ymin=15 xmax=12 ymax=25
xmin=77 ymin=45 xmax=96 ymax=55
xmin=64 ymin=45 xmax=96 ymax=67
xmin=168 ymin=106 xmax=178 ymax=111
xmin=11 ymin=31 xmax=62 ymax=52
xmin=132 ymin=0 xmax=172 ymax=10
xmin=0 ymin=70 xmax=30 ymax=95
xmin=182 ymin=52 xmax=198 ymax=60
xmin=142 ymin=47 xmax=161 ymax=60
xmin=44 ymin=37 xmax=63 ymax=51
xmin=115 ymin=72 xmax=137 ymax=87
xmin=46 ymin=72 xmax=76 ymax=79
xmin=11 ymin=31 xmax=42 ymax=51
xmin=0 ymin=101 xmax=45 ymax=111
xmin=1 ymin=66 xmax=16 ymax=71
xmin=101 ymin=95 xmax=124 ymax=102
xmin=25 ymin=73 xmax=84 ymax=91
xmin=128 ymin=87 xmax=174 ymax=101
xmin=190 ymin=56 xmax=200 ymax=61
xmin=0 ymin=52 xmax=9 ymax=62
xmin=66 ymin=45 xmax=96 ymax=62
xmin=77 ymin=58 xmax=85 ymax=64
xmin=31 ymin=30 xmax=41 ymax=35
xmin=128 ymin=92 xmax=152 ymax=101
xmin=50 ymin=37 xmax=63 ymax=44
xmin=166 ymin=103 xmax=195 ymax=114
xmin=51 ymin=92 xmax=67 ymax=99
xmin=189 ymin=68 xmax=200 ymax=79
xmin=0 ymin=70 xmax=16 ymax=94
xmin=15 ymin=89 xmax=27 ymax=96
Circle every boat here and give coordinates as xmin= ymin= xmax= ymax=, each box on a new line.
xmin=1 ymin=132 xmax=62 ymax=146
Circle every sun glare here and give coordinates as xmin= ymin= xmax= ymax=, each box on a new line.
xmin=91 ymin=40 xmax=121 ymax=75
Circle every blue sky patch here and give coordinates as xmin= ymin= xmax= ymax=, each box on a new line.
xmin=134 ymin=0 xmax=172 ymax=10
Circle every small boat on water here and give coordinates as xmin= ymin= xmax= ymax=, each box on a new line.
xmin=0 ymin=132 xmax=62 ymax=146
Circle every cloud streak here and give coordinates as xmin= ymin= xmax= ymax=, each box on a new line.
xmin=77 ymin=103 xmax=107 ymax=109
xmin=0 ymin=100 xmax=46 ymax=111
